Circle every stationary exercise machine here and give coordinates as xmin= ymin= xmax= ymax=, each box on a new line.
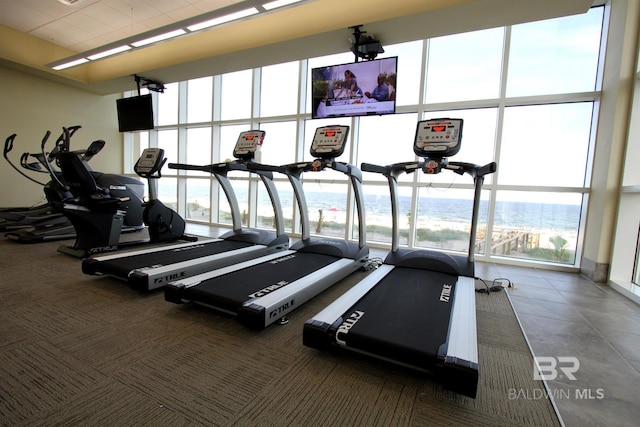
xmin=1 ymin=127 xmax=81 ymax=232
xmin=54 ymin=129 xmax=192 ymax=257
xmin=4 ymin=127 xmax=149 ymax=246
xmin=82 ymin=130 xmax=289 ymax=291
xmin=303 ymin=118 xmax=496 ymax=398
xmin=164 ymin=125 xmax=369 ymax=329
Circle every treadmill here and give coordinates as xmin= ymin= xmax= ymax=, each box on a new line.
xmin=82 ymin=130 xmax=289 ymax=291
xmin=164 ymin=125 xmax=369 ymax=329
xmin=302 ymin=118 xmax=496 ymax=398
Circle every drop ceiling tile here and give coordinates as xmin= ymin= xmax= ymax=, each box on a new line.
xmin=77 ymin=2 xmax=133 ymax=29
xmin=166 ymin=5 xmax=204 ymax=21
xmin=143 ymin=0 xmax=193 ymax=15
xmin=102 ymin=0 xmax=163 ymax=21
xmin=59 ymin=13 xmax=113 ymax=37
xmin=29 ymin=20 xmax=94 ymax=48
xmin=0 ymin=3 xmax=55 ymax=32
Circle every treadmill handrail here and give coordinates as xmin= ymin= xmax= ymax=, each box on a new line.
xmin=442 ymin=161 xmax=497 ymax=179
xmin=277 ymin=157 xmax=366 ymax=247
xmin=362 ymin=159 xmax=496 ymax=259
xmin=168 ymin=160 xmax=285 ymax=236
xmin=169 ymin=160 xmax=273 ymax=180
xmin=280 ymin=159 xmax=362 ymax=181
xmin=246 ymin=161 xmax=283 ymax=174
xmin=361 ymin=161 xmax=418 ymax=180
xmin=169 ymin=161 xmax=246 ymax=232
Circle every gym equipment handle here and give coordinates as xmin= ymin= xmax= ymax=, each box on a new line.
xmin=360 ymin=162 xmax=387 ymax=174
xmin=477 ymin=162 xmax=497 ymax=177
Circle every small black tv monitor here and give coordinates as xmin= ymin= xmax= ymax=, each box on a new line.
xmin=116 ymin=94 xmax=154 ymax=132
xmin=311 ymin=56 xmax=397 ymax=119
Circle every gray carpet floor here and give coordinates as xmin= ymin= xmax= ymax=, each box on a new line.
xmin=0 ymin=237 xmax=560 ymax=426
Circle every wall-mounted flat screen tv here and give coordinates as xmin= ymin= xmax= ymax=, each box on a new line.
xmin=116 ymin=94 xmax=154 ymax=132
xmin=311 ymin=56 xmax=397 ymax=119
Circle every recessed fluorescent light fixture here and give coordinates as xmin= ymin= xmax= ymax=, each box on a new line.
xmin=262 ymin=0 xmax=304 ymax=10
xmin=131 ymin=29 xmax=187 ymax=47
xmin=187 ymin=7 xmax=259 ymax=32
xmin=52 ymin=57 xmax=89 ymax=70
xmin=48 ymin=0 xmax=313 ymax=71
xmin=87 ymin=45 xmax=132 ymax=60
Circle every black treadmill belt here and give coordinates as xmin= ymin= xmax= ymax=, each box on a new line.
xmin=96 ymin=240 xmax=255 ymax=277
xmin=186 ymin=252 xmax=339 ymax=312
xmin=341 ymin=267 xmax=457 ymax=370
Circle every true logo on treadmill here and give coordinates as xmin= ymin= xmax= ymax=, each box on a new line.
xmin=153 ymin=271 xmax=187 ymax=285
xmin=270 ymin=254 xmax=296 ymax=264
xmin=335 ymin=310 xmax=364 ymax=346
xmin=269 ymin=299 xmax=295 ymax=318
xmin=440 ymin=284 xmax=453 ymax=303
xmin=248 ymin=280 xmax=289 ymax=298
xmin=172 ymin=244 xmax=206 ymax=252
xmin=89 ymin=245 xmax=118 ymax=254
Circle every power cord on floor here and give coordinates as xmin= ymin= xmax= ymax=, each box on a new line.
xmin=475 ymin=277 xmax=513 ymax=294
xmin=362 ymin=257 xmax=384 ymax=271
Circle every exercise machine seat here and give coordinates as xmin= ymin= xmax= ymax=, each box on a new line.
xmin=57 ymin=151 xmax=126 ymax=213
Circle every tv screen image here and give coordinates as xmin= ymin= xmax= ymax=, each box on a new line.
xmin=311 ymin=56 xmax=397 ymax=119
xmin=116 ymin=94 xmax=154 ymax=132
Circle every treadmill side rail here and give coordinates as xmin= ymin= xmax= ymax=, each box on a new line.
xmin=445 ymin=276 xmax=478 ymax=364
xmin=128 ymin=244 xmax=273 ymax=291
xmin=164 ymin=250 xmax=298 ymax=304
xmin=240 ymin=257 xmax=368 ymax=329
xmin=83 ymin=238 xmax=221 ymax=265
xmin=440 ymin=275 xmax=479 ymax=397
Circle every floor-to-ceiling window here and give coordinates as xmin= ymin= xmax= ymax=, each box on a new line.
xmin=123 ymin=6 xmax=605 ymax=269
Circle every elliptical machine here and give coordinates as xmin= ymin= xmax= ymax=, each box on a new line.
xmin=0 ymin=127 xmax=82 ymax=231
xmin=134 ymin=148 xmax=192 ymax=243
xmin=55 ymin=140 xmax=194 ymax=257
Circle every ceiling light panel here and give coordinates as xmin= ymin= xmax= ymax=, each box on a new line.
xmin=52 ymin=58 xmax=90 ymax=70
xmin=262 ymin=0 xmax=304 ymax=11
xmin=86 ymin=45 xmax=132 ymax=60
xmin=186 ymin=7 xmax=259 ymax=31
xmin=46 ymin=0 xmax=313 ymax=70
xmin=131 ymin=29 xmax=187 ymax=47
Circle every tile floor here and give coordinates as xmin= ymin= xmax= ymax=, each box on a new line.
xmin=186 ymin=224 xmax=640 ymax=427
xmin=475 ymin=261 xmax=640 ymax=427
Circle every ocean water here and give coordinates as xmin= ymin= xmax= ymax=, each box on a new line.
xmin=166 ymin=184 xmax=581 ymax=232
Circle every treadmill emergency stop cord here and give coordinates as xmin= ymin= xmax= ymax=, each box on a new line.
xmin=475 ymin=276 xmax=512 ymax=294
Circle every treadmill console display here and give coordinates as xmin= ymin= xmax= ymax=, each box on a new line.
xmin=310 ymin=125 xmax=349 ymax=159
xmin=134 ymin=148 xmax=165 ymax=175
xmin=233 ymin=130 xmax=266 ymax=160
xmin=414 ymin=118 xmax=463 ymax=158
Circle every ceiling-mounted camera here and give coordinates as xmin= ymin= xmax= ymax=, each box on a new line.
xmin=349 ymin=25 xmax=384 ymax=62
xmin=134 ymin=74 xmax=165 ymax=94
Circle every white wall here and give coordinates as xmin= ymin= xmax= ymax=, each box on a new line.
xmin=0 ymin=67 xmax=122 ymax=207
xmin=580 ymin=0 xmax=640 ymax=281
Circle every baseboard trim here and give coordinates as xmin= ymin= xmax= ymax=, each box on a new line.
xmin=580 ymin=256 xmax=609 ymax=283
